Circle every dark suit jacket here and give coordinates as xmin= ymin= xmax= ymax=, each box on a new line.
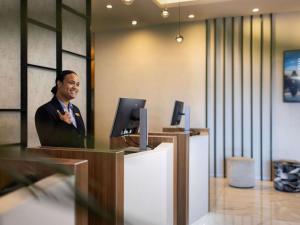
xmin=35 ymin=97 xmax=86 ymax=148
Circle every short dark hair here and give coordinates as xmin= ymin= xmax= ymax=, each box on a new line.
xmin=51 ymin=70 xmax=77 ymax=94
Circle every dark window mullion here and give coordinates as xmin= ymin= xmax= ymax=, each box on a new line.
xmin=57 ymin=0 xmax=62 ymax=77
xmin=27 ymin=64 xmax=57 ymax=71
xmin=27 ymin=18 xmax=58 ymax=32
xmin=21 ymin=0 xmax=28 ymax=149
xmin=86 ymin=0 xmax=93 ymax=148
xmin=62 ymin=4 xmax=87 ymax=19
xmin=0 ymin=109 xmax=21 ymax=112
xmin=62 ymin=49 xmax=87 ymax=59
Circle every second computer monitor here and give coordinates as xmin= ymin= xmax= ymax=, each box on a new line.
xmin=171 ymin=100 xmax=184 ymax=126
xmin=110 ymin=98 xmax=146 ymax=137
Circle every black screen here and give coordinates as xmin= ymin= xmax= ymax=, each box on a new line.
xmin=110 ymin=98 xmax=146 ymax=137
xmin=171 ymin=100 xmax=184 ymax=126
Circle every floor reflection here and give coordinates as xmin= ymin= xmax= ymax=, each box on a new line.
xmin=194 ymin=178 xmax=300 ymax=225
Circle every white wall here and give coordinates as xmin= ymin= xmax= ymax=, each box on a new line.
xmin=273 ymin=12 xmax=300 ymax=161
xmin=95 ymin=22 xmax=206 ymax=148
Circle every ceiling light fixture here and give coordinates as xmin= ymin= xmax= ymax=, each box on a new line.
xmin=252 ymin=8 xmax=259 ymax=13
xmin=175 ymin=34 xmax=184 ymax=43
xmin=106 ymin=4 xmax=112 ymax=9
xmin=131 ymin=20 xmax=138 ymax=26
xmin=161 ymin=8 xmax=170 ymax=18
xmin=175 ymin=1 xmax=184 ymax=43
xmin=121 ymin=0 xmax=135 ymax=6
xmin=188 ymin=14 xmax=195 ymax=19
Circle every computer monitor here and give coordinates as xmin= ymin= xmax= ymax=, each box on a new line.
xmin=171 ymin=100 xmax=184 ymax=126
xmin=110 ymin=98 xmax=146 ymax=137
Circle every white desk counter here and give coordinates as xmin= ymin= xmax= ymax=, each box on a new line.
xmin=124 ymin=143 xmax=174 ymax=225
xmin=189 ymin=135 xmax=209 ymax=225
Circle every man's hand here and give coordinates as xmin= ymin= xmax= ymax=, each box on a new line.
xmin=57 ymin=110 xmax=72 ymax=125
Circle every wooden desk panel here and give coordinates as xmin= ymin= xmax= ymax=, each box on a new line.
xmin=162 ymin=127 xmax=209 ymax=136
xmin=27 ymin=147 xmax=124 ymax=225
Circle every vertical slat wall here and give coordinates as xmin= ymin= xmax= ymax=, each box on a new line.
xmin=206 ymin=19 xmax=216 ymax=177
xmin=206 ymin=14 xmax=272 ymax=180
xmin=262 ymin=15 xmax=272 ymax=180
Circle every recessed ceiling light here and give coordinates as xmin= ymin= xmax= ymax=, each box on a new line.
xmin=122 ymin=0 xmax=135 ymax=5
xmin=106 ymin=4 xmax=112 ymax=9
xmin=161 ymin=8 xmax=170 ymax=18
xmin=188 ymin=14 xmax=195 ymax=19
xmin=132 ymin=20 xmax=138 ymax=26
xmin=252 ymin=8 xmax=259 ymax=13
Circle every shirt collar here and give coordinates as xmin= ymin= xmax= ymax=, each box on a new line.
xmin=57 ymin=98 xmax=73 ymax=112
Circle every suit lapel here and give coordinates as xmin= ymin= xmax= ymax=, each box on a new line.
xmin=73 ymin=107 xmax=85 ymax=134
xmin=51 ymin=97 xmax=65 ymax=114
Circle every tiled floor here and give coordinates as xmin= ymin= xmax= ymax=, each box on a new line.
xmin=194 ymin=178 xmax=300 ymax=225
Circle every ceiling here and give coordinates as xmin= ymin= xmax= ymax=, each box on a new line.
xmin=92 ymin=0 xmax=300 ymax=32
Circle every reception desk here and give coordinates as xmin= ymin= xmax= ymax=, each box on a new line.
xmin=29 ymin=135 xmax=177 ymax=225
xmin=123 ymin=133 xmax=208 ymax=225
xmin=28 ymin=147 xmax=124 ymax=225
xmin=110 ymin=129 xmax=209 ymax=225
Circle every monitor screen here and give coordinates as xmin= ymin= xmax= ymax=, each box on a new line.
xmin=110 ymin=98 xmax=146 ymax=137
xmin=171 ymin=100 xmax=184 ymax=126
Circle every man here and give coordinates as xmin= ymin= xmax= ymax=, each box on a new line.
xmin=35 ymin=70 xmax=85 ymax=148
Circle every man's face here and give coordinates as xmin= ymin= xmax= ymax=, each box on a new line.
xmin=57 ymin=73 xmax=80 ymax=100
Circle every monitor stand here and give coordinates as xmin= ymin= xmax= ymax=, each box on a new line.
xmin=184 ymin=106 xmax=190 ymax=134
xmin=139 ymin=108 xmax=148 ymax=150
